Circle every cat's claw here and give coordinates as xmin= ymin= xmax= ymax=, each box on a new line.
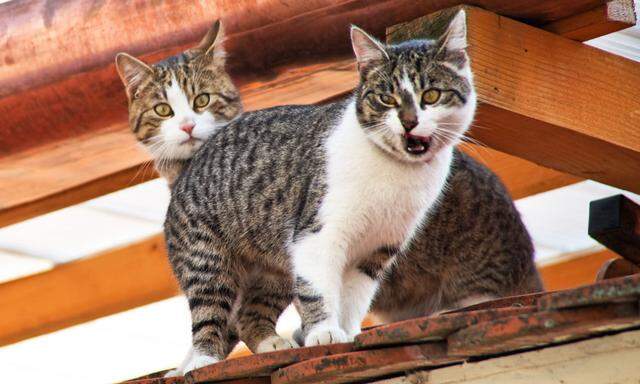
xmin=256 ymin=335 xmax=299 ymax=353
xmin=305 ymin=327 xmax=348 ymax=345
xmin=183 ymin=352 xmax=219 ymax=374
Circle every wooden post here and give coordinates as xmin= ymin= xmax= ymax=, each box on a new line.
xmin=589 ymin=194 xmax=640 ymax=265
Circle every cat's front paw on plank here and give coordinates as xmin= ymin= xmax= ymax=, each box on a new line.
xmin=305 ymin=327 xmax=348 ymax=345
xmin=255 ymin=335 xmax=299 ymax=353
xmin=183 ymin=352 xmax=219 ymax=374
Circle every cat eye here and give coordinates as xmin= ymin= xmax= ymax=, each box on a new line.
xmin=194 ymin=93 xmax=210 ymax=109
xmin=154 ymin=103 xmax=173 ymax=117
xmin=422 ymin=89 xmax=441 ymax=105
xmin=378 ymin=94 xmax=398 ymax=107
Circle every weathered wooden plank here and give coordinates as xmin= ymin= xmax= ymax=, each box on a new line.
xmin=589 ymin=194 xmax=640 ymax=265
xmin=354 ymin=307 xmax=531 ymax=349
xmin=187 ymin=343 xmax=353 ymax=383
xmin=372 ymin=329 xmax=640 ymax=384
xmin=543 ymin=0 xmax=636 ymax=41
xmin=537 ymin=272 xmax=640 ymax=310
xmin=0 ymin=234 xmax=179 ymax=346
xmin=388 ymin=6 xmax=640 ymax=194
xmin=271 ymin=343 xmax=461 ymax=384
xmin=448 ymin=302 xmax=640 ymax=356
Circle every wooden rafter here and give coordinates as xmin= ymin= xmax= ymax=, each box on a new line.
xmin=0 ymin=239 xmax=617 ymax=347
xmin=3 ymin=2 xmax=632 ymax=227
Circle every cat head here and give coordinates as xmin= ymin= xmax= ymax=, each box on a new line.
xmin=351 ymin=10 xmax=476 ymax=163
xmin=115 ymin=21 xmax=242 ymax=161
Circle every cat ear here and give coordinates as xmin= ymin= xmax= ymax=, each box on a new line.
xmin=439 ymin=10 xmax=467 ymax=51
xmin=350 ymin=26 xmax=388 ymax=73
xmin=115 ymin=53 xmax=153 ymax=99
xmin=192 ymin=20 xmax=226 ymax=63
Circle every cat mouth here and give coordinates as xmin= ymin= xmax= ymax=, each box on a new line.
xmin=181 ymin=137 xmax=202 ymax=146
xmin=403 ymin=133 xmax=431 ymax=155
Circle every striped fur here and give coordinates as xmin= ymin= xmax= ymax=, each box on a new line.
xmin=165 ymin=10 xmax=481 ymax=373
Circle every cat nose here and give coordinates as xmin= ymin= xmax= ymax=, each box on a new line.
xmin=401 ymin=118 xmax=418 ymax=132
xmin=180 ymin=123 xmax=195 ymax=136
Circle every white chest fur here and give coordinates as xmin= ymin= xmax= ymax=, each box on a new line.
xmin=319 ymin=101 xmax=452 ymax=259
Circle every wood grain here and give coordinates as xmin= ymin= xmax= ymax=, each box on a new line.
xmin=462 ymin=145 xmax=581 ymax=199
xmin=389 ymin=6 xmax=640 ymax=194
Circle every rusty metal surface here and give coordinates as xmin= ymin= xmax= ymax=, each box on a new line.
xmin=186 ymin=343 xmax=353 ymax=383
xmin=448 ymin=302 xmax=640 ymax=356
xmin=355 ymin=307 xmax=532 ymax=349
xmin=538 ymin=273 xmax=640 ymax=310
xmin=271 ymin=343 xmax=461 ymax=384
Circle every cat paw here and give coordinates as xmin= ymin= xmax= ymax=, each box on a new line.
xmin=305 ymin=327 xmax=348 ymax=346
xmin=292 ymin=327 xmax=305 ymax=347
xmin=256 ymin=335 xmax=299 ymax=353
xmin=183 ymin=351 xmax=219 ymax=373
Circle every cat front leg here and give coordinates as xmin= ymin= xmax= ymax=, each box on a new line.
xmin=340 ymin=249 xmax=396 ymax=339
xmin=165 ymin=226 xmax=240 ymax=373
xmin=237 ymin=269 xmax=298 ymax=353
xmin=291 ymin=235 xmax=348 ymax=345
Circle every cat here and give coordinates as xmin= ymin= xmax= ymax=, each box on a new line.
xmin=370 ymin=149 xmax=543 ymax=323
xmin=115 ymin=21 xmax=242 ymax=185
xmin=163 ymin=10 xmax=476 ymax=373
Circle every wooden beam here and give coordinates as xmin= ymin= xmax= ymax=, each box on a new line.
xmin=543 ymin=0 xmax=636 ymax=42
xmin=388 ymin=6 xmax=640 ymax=194
xmin=0 ymin=241 xmax=614 ymax=347
xmin=4 ymin=4 xmax=616 ymax=228
xmin=0 ymin=235 xmax=178 ymax=346
xmin=589 ymin=194 xmax=640 ymax=265
xmin=462 ymin=145 xmax=581 ymax=199
xmin=2 ymin=0 xmax=615 ymax=157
